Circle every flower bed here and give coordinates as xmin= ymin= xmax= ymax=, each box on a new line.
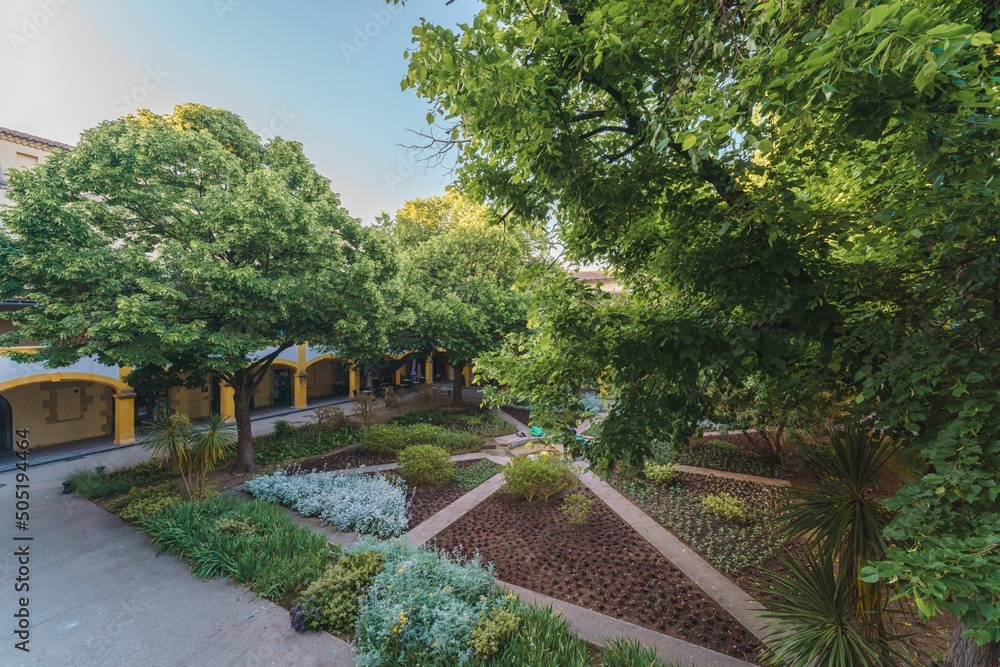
xmin=671 ymin=433 xmax=778 ymax=478
xmin=501 ymin=405 xmax=531 ymax=427
xmin=401 ymin=459 xmax=502 ymax=528
xmin=299 ymin=446 xmax=398 ymax=470
xmin=389 ymin=409 xmax=517 ymax=438
xmin=431 ymin=489 xmax=759 ymax=661
xmin=612 ymin=471 xmax=788 ymax=591
xmin=244 ymin=470 xmax=409 ymax=538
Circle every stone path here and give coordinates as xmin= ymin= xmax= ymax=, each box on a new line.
xmin=502 ymin=582 xmax=755 ymax=667
xmin=407 ymin=472 xmax=506 ymax=546
xmin=0 ymin=446 xmax=356 ymax=667
xmin=675 ymin=464 xmax=791 ymax=487
xmin=578 ymin=471 xmax=770 ymax=640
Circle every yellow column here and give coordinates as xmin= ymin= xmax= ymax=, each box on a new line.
xmin=294 ymin=371 xmax=308 ymax=409
xmin=463 ymin=366 xmax=472 ymax=387
xmin=424 ymin=357 xmax=433 ymax=383
xmin=113 ymin=391 xmax=136 ymax=445
xmin=394 ymin=367 xmax=402 ymax=385
xmin=219 ymin=384 xmax=236 ymax=420
xmin=349 ymin=369 xmax=361 ymax=397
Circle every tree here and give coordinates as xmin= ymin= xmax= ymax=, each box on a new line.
xmin=0 ymin=104 xmax=394 ymax=472
xmin=383 ymin=191 xmax=532 ymax=406
xmin=398 ymin=0 xmax=1000 ymax=661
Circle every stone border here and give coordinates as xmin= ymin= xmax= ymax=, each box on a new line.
xmin=502 ymin=581 xmax=756 ymax=667
xmin=675 ymin=464 xmax=791 ymax=487
xmin=407 ymin=472 xmax=506 ymax=546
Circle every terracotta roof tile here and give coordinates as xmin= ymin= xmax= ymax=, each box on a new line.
xmin=0 ymin=126 xmax=73 ymax=151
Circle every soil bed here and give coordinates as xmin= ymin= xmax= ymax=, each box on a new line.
xmin=501 ymin=405 xmax=531 ymax=427
xmin=294 ymin=447 xmax=397 ymax=471
xmin=399 ymin=461 xmax=491 ymax=528
xmin=432 ymin=489 xmax=760 ymax=662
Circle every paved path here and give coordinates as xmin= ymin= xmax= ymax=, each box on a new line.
xmin=407 ymin=472 xmax=506 ymax=546
xmin=502 ymin=582 xmax=755 ymax=667
xmin=578 ymin=471 xmax=770 ymax=640
xmin=0 ymin=447 xmax=355 ymax=667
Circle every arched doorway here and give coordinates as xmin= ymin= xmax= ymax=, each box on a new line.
xmin=0 ymin=394 xmax=12 ymax=453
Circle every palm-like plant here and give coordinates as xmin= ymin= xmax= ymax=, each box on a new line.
xmin=143 ymin=413 xmax=195 ymax=497
xmin=189 ymin=413 xmax=236 ymax=498
xmin=760 ymin=551 xmax=909 ymax=667
xmin=761 ymin=422 xmax=912 ymax=665
xmin=782 ymin=423 xmax=901 ymax=635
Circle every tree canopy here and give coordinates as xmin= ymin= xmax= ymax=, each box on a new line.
xmin=398 ymin=0 xmax=1000 ymax=655
xmin=381 ymin=190 xmax=533 ymax=405
xmin=0 ymin=103 xmax=395 ymax=470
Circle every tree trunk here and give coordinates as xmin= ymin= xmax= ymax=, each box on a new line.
xmin=231 ymin=373 xmax=257 ymax=473
xmin=944 ymin=624 xmax=1000 ymax=667
xmin=452 ymin=363 xmax=465 ymax=407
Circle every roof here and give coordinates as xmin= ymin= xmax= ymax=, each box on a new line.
xmin=574 ymin=270 xmax=613 ymax=284
xmin=0 ymin=126 xmax=73 ymax=152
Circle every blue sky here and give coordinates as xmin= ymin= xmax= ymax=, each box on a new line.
xmin=0 ymin=0 xmax=478 ymax=223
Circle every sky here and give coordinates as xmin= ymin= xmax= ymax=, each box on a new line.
xmin=0 ymin=0 xmax=479 ymax=224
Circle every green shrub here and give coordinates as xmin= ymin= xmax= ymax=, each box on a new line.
xmin=706 ymin=438 xmax=741 ymax=452
xmin=389 ymin=409 xmax=516 ymax=437
xmin=273 ymin=420 xmax=297 ymax=438
xmin=253 ymin=427 xmax=354 ymax=465
xmin=142 ymin=496 xmax=333 ymax=600
xmin=359 ymin=424 xmax=441 ymax=455
xmin=600 ymin=638 xmax=661 ymax=666
xmin=559 ymin=492 xmax=594 ymax=526
xmin=397 ymin=445 xmax=455 ymax=487
xmin=470 ymin=605 xmax=521 ymax=659
xmin=437 ymin=430 xmax=483 ymax=453
xmin=290 ymin=548 xmax=385 ymax=635
xmin=453 ymin=459 xmax=502 ymax=490
xmin=503 ymin=453 xmax=578 ymax=502
xmin=66 ymin=459 xmax=178 ymax=499
xmin=488 ymin=603 xmax=590 ymax=667
xmin=702 ymin=493 xmax=747 ymax=522
xmin=644 ymin=461 xmax=679 ymax=485
xmin=107 ymin=484 xmax=186 ymax=522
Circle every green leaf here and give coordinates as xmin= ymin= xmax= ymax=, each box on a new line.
xmin=681 ymin=135 xmax=697 ymax=150
xmin=859 ymin=3 xmax=900 ymax=35
xmin=426 ymin=112 xmax=435 ymax=125
xmin=970 ymin=31 xmax=993 ymax=46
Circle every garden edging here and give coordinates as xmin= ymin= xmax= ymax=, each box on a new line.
xmin=576 ymin=470 xmax=771 ymax=641
xmin=501 ymin=581 xmax=755 ymax=667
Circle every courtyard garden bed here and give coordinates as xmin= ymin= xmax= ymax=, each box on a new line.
xmin=431 ymin=487 xmax=760 ymax=662
xmin=402 ymin=458 xmax=502 ymax=528
xmin=389 ymin=408 xmax=517 ymax=438
xmin=667 ymin=433 xmax=778 ymax=478
xmin=612 ymin=470 xmax=788 ymax=594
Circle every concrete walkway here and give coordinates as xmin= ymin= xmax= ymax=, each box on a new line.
xmin=0 ymin=446 xmax=355 ymax=667
xmin=675 ymin=464 xmax=791 ymax=487
xmin=407 ymin=472 xmax=506 ymax=546
xmin=502 ymin=582 xmax=755 ymax=667
xmin=578 ymin=471 xmax=770 ymax=640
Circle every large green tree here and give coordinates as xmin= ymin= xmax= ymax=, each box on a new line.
xmin=398 ymin=0 xmax=1000 ymax=662
xmin=0 ymin=104 xmax=394 ymax=472
xmin=383 ymin=190 xmax=532 ymax=406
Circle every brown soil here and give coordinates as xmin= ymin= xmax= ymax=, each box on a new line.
xmin=402 ymin=461 xmax=483 ymax=528
xmin=501 ymin=406 xmax=531 ymax=427
xmin=432 ymin=489 xmax=760 ymax=662
xmin=294 ymin=447 xmax=397 ymax=471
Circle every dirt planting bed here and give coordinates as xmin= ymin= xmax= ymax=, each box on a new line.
xmin=295 ymin=447 xmax=397 ymax=471
xmin=399 ymin=461 xmax=491 ymax=528
xmin=501 ymin=405 xmax=531 ymax=427
xmin=431 ymin=489 xmax=760 ymax=662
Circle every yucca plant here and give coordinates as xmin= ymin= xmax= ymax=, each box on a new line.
xmin=760 ymin=551 xmax=911 ymax=667
xmin=189 ymin=413 xmax=236 ymax=498
xmin=782 ymin=423 xmax=901 ymax=636
xmin=143 ymin=413 xmax=195 ymax=497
